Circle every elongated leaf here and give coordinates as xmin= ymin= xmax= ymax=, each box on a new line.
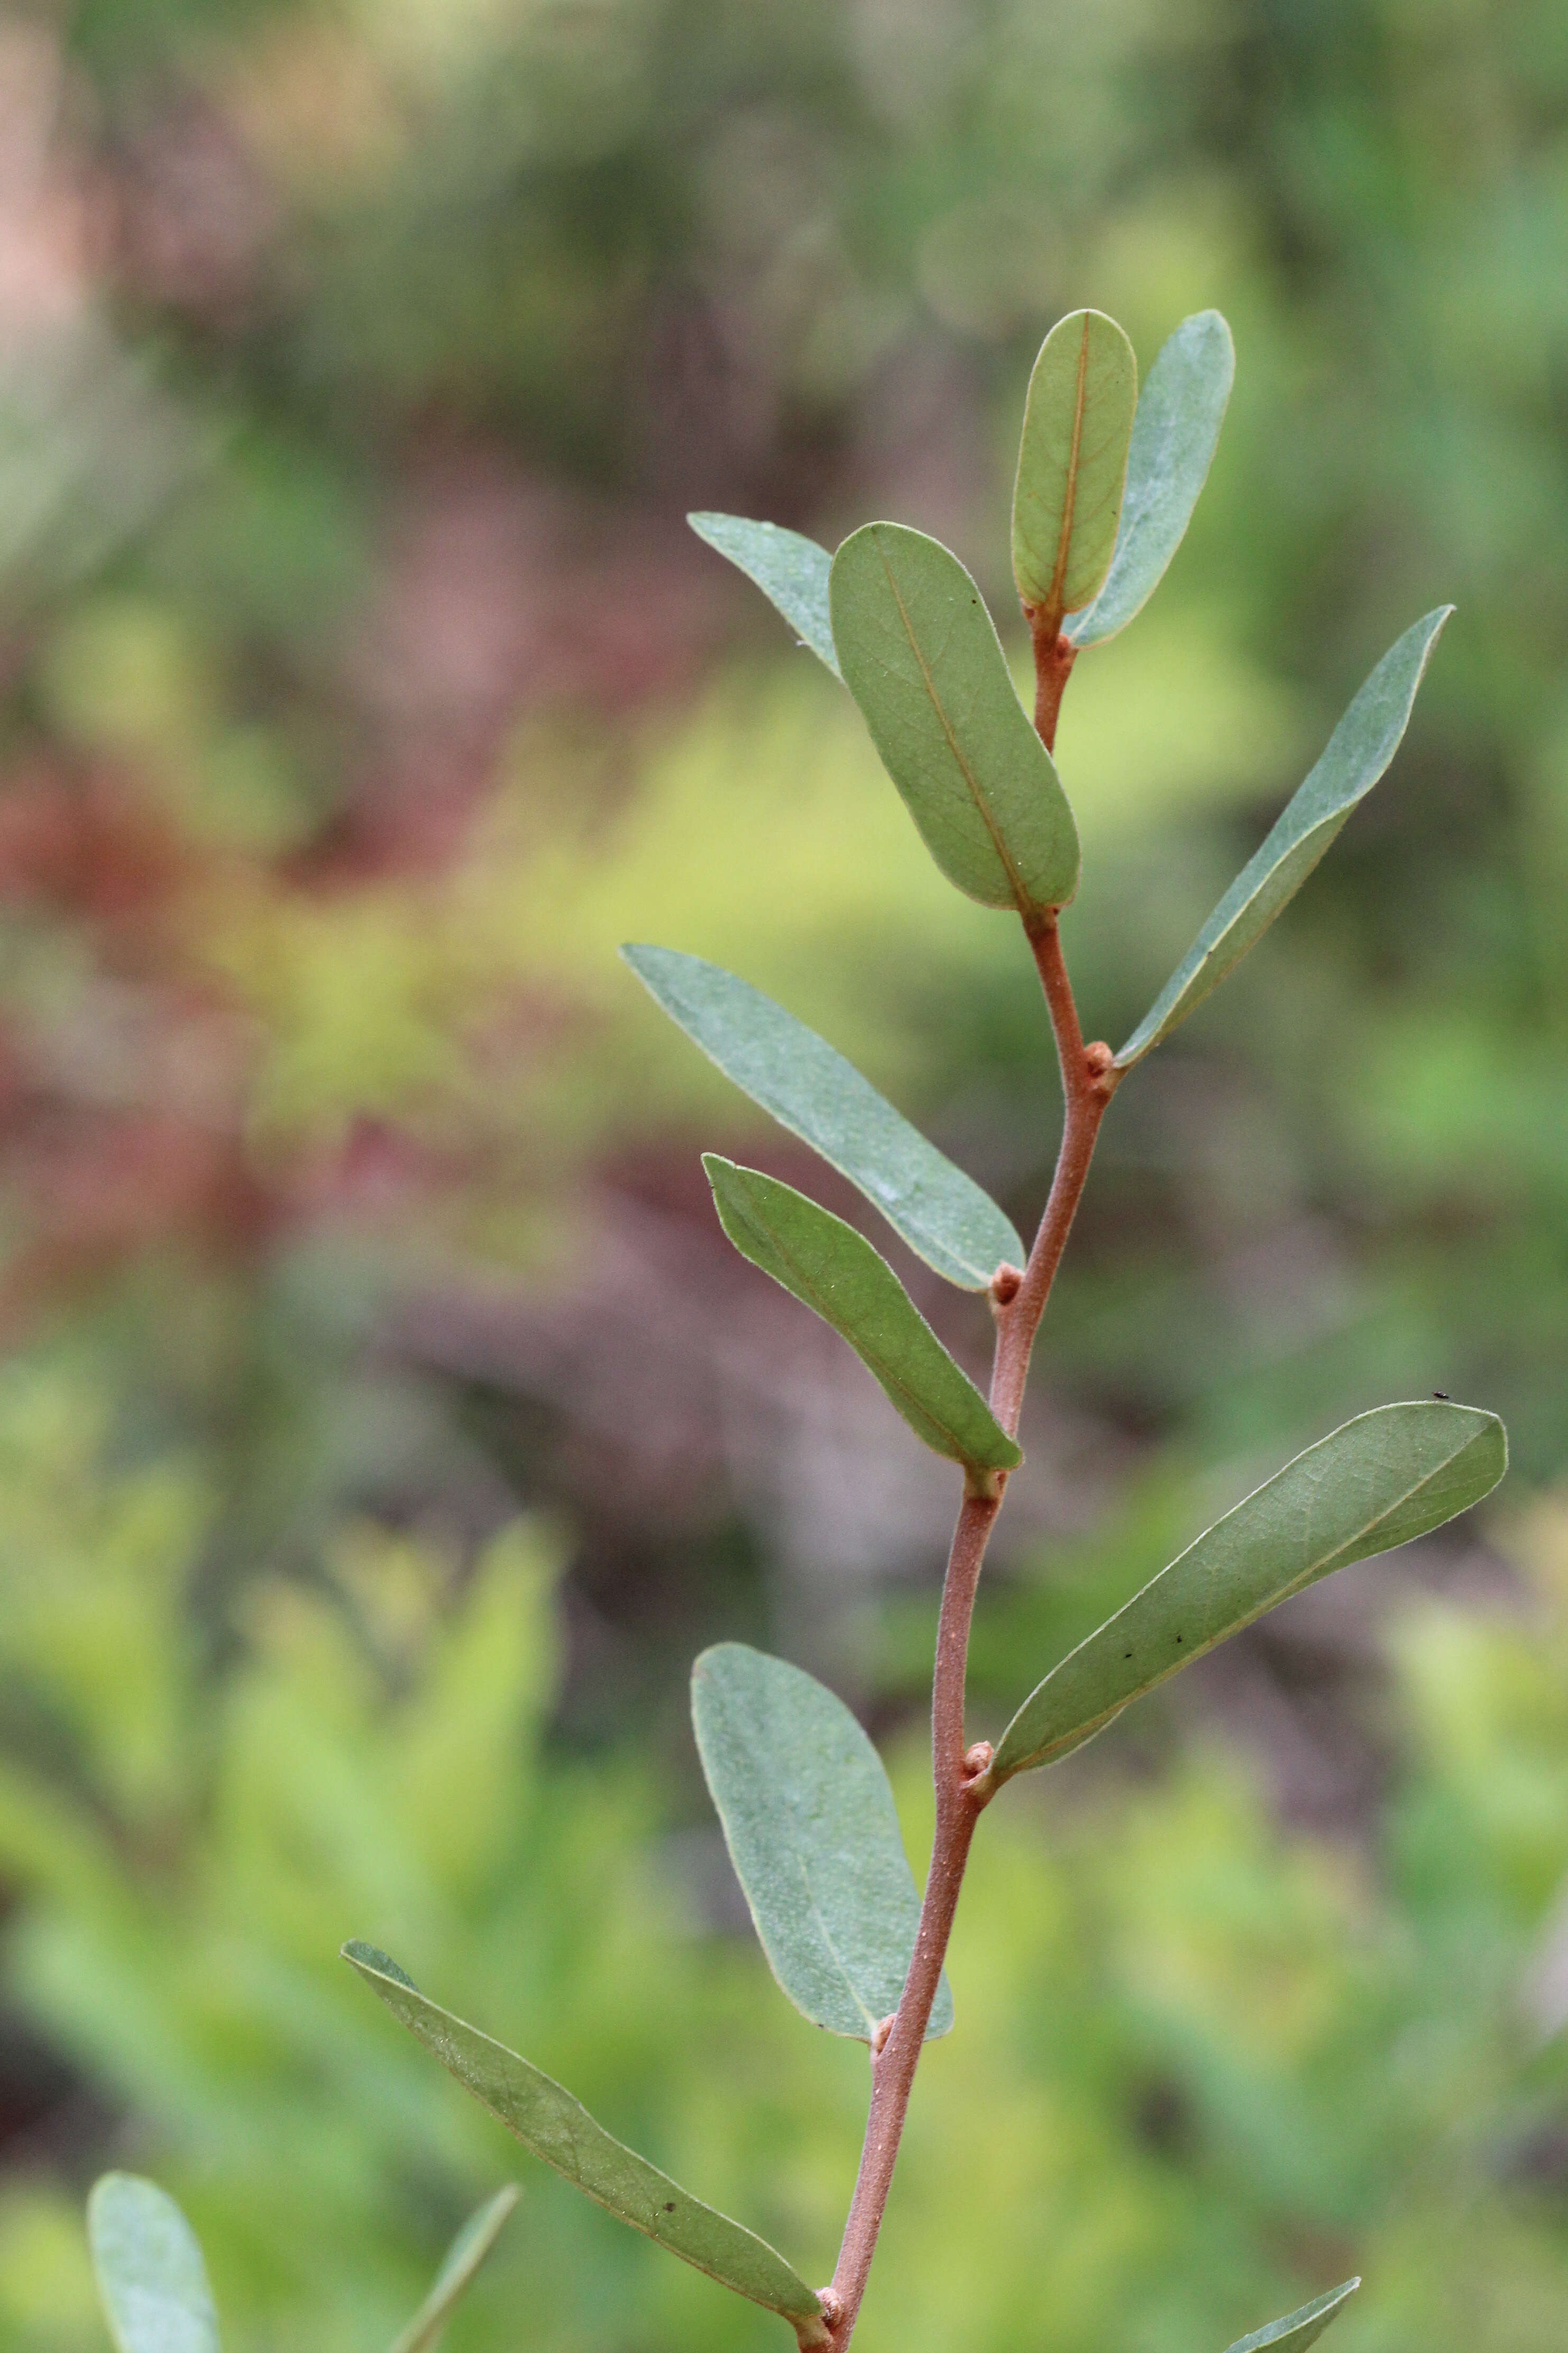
xmin=88 ymin=2176 xmax=219 ymax=2353
xmin=829 ymin=522 xmax=1079 ymax=914
xmin=389 ymin=2187 xmax=518 ymax=2353
xmin=342 ymin=1945 xmax=827 ymax=2347
xmin=703 ymin=1155 xmax=1021 ymax=1480
xmin=991 ymin=1401 xmax=1506 ymax=1783
xmin=1067 ymin=309 xmax=1234 ymax=648
xmin=692 ymin=1644 xmax=952 ymax=2041
xmin=623 ymin=945 xmax=1023 ymax=1288
xmin=1117 ymin=608 xmax=1451 ymax=1066
xmin=1011 ymin=309 xmax=1138 ymax=630
xmin=687 ymin=513 xmax=839 ymax=677
xmin=1222 ymin=2279 xmax=1360 ymax=2353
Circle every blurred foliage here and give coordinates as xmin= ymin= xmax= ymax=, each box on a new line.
xmin=0 ymin=0 xmax=1561 ymax=2349
xmin=0 ymin=1365 xmax=1564 ymax=2353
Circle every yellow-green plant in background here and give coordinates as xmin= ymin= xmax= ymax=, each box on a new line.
xmin=0 ymin=1362 xmax=1563 ymax=2351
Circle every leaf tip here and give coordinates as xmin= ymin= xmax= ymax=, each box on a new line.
xmin=342 ymin=1939 xmax=420 ymax=1991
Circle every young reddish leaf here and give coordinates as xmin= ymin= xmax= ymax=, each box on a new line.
xmin=1011 ymin=309 xmax=1138 ymax=633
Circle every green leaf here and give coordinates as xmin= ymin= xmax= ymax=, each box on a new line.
xmin=687 ymin=513 xmax=839 ymax=677
xmin=1116 ymin=608 xmax=1451 ymax=1066
xmin=1066 ymin=309 xmax=1234 ymax=649
xmin=829 ymin=522 xmax=1079 ymax=915
xmin=991 ymin=1401 xmax=1506 ymax=1783
xmin=692 ymin=1643 xmax=952 ymax=2041
xmin=342 ymin=1945 xmax=827 ymax=2347
xmin=622 ymin=946 xmax=1023 ymax=1289
xmin=702 ymin=1155 xmax=1021 ymax=1481
xmin=87 ymin=2175 xmax=220 ymax=2353
xmin=1221 ymin=2279 xmax=1360 ymax=2353
xmin=1011 ymin=309 xmax=1138 ymax=631
xmin=388 ymin=2187 xmax=519 ymax=2353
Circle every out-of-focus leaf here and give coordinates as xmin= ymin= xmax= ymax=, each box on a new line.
xmin=687 ymin=514 xmax=839 ymax=677
xmin=1067 ymin=310 xmax=1234 ymax=647
xmin=1116 ymin=608 xmax=1452 ymax=1066
xmin=691 ymin=1643 xmax=952 ymax=2040
xmin=388 ymin=2187 xmax=519 ymax=2353
xmin=342 ymin=1945 xmax=827 ymax=2347
xmin=622 ymin=946 xmax=1022 ymax=1288
xmin=829 ymin=523 xmax=1079 ymax=914
xmin=87 ymin=2175 xmax=220 ymax=2353
xmin=1221 ymin=2278 xmax=1360 ymax=2353
xmin=1011 ymin=309 xmax=1137 ymax=631
xmin=702 ymin=1155 xmax=1021 ymax=1480
xmin=990 ymin=1401 xmax=1506 ymax=1783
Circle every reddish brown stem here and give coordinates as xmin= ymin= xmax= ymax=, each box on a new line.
xmin=1027 ymin=611 xmax=1077 ymax=751
xmin=821 ymin=628 xmax=1118 ymax=2346
xmin=824 ymin=1491 xmax=995 ymax=2339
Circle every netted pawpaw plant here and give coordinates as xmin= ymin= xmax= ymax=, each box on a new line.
xmin=84 ymin=309 xmax=1506 ymax=2353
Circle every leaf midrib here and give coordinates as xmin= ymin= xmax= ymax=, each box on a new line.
xmin=875 ymin=540 xmax=1034 ymax=917
xmin=1045 ymin=315 xmax=1092 ymax=627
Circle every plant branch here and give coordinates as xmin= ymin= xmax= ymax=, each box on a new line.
xmin=1028 ymin=613 xmax=1077 ymax=750
xmin=823 ymin=1489 xmax=995 ymax=2342
xmin=821 ymin=636 xmax=1119 ymax=2347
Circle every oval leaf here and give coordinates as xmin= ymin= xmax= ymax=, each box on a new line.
xmin=88 ymin=2176 xmax=219 ymax=2353
xmin=1117 ymin=608 xmax=1452 ymax=1067
xmin=1011 ymin=308 xmax=1138 ymax=631
xmin=687 ymin=513 xmax=839 ymax=677
xmin=389 ymin=2187 xmax=519 ymax=2353
xmin=991 ymin=1400 xmax=1506 ymax=1783
xmin=623 ymin=945 xmax=1023 ymax=1289
xmin=692 ymin=1644 xmax=952 ymax=2041
xmin=829 ymin=522 xmax=1079 ymax=915
xmin=1222 ymin=2279 xmax=1360 ymax=2353
xmin=1067 ymin=309 xmax=1235 ymax=649
xmin=342 ymin=1945 xmax=827 ymax=2346
xmin=703 ymin=1155 xmax=1021 ymax=1480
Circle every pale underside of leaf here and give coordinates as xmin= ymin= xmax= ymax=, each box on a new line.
xmin=389 ymin=2187 xmax=519 ymax=2353
xmin=622 ymin=945 xmax=1023 ymax=1289
xmin=686 ymin=513 xmax=839 ymax=677
xmin=1116 ymin=606 xmax=1452 ymax=1066
xmin=1067 ymin=308 xmax=1234 ymax=649
xmin=342 ymin=1944 xmax=827 ymax=2344
xmin=87 ymin=2175 xmax=221 ymax=2353
xmin=829 ymin=521 xmax=1079 ymax=915
xmin=1221 ymin=2278 xmax=1360 ymax=2353
xmin=1011 ymin=308 xmax=1138 ymax=629
xmin=702 ymin=1155 xmax=1021 ymax=1478
xmin=992 ymin=1401 xmax=1506 ymax=1782
xmin=692 ymin=1643 xmax=952 ymax=2040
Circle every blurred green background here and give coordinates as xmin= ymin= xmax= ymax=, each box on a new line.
xmin=0 ymin=0 xmax=1564 ymax=2348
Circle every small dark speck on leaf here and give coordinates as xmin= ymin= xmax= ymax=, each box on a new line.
xmin=1433 ymin=1390 xmax=1450 ymax=1400
xmin=664 ymin=2202 xmax=675 ymax=2212
xmin=1175 ymin=1633 xmax=1183 ymax=1643
xmin=1124 ymin=1651 xmax=1132 ymax=1659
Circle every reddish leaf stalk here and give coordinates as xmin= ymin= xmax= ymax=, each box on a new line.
xmin=820 ymin=644 xmax=1120 ymax=2353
